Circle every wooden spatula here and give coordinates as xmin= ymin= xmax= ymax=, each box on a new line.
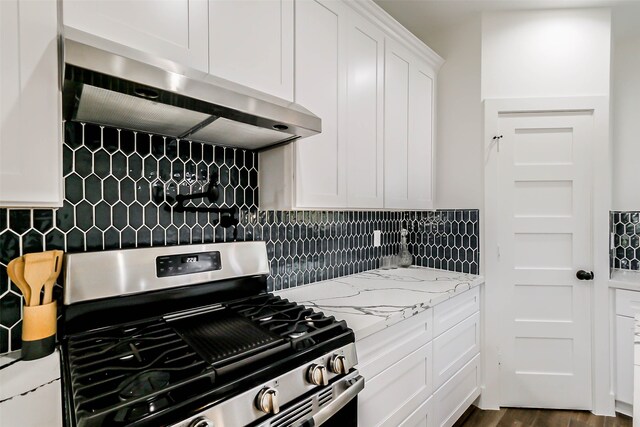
xmin=42 ymin=250 xmax=63 ymax=305
xmin=23 ymin=251 xmax=57 ymax=306
xmin=6 ymin=257 xmax=31 ymax=305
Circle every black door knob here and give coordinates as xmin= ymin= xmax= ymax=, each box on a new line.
xmin=576 ymin=270 xmax=594 ymax=280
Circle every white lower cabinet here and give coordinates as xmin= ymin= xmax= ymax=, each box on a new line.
xmin=357 ymin=288 xmax=481 ymax=427
xmin=433 ymin=355 xmax=481 ymax=427
xmin=615 ymin=288 xmax=640 ymax=413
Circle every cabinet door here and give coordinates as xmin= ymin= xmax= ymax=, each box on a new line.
xmin=209 ymin=0 xmax=293 ymax=100
xmin=359 ymin=342 xmax=433 ymax=427
xmin=616 ymin=314 xmax=634 ymax=405
xmin=1 ymin=0 xmax=63 ymax=207
xmin=63 ymin=0 xmax=209 ymax=72
xmin=433 ymin=354 xmax=481 ymax=427
xmin=384 ymin=40 xmax=434 ymax=209
xmin=399 ymin=396 xmax=434 ymax=427
xmin=294 ymin=0 xmax=347 ymax=208
xmin=345 ymin=11 xmax=384 ymax=208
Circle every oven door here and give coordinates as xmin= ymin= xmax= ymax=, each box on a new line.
xmin=261 ymin=370 xmax=364 ymax=427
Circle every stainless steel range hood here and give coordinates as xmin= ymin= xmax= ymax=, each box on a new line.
xmin=62 ymin=39 xmax=321 ymax=151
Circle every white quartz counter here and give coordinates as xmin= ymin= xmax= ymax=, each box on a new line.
xmin=0 ymin=349 xmax=62 ymax=427
xmin=276 ymin=266 xmax=484 ymax=341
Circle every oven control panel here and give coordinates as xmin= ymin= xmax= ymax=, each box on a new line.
xmin=156 ymin=251 xmax=222 ymax=277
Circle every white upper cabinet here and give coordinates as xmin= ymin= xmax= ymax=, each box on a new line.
xmin=63 ymin=0 xmax=209 ymax=72
xmin=294 ymin=0 xmax=348 ymax=208
xmin=384 ymin=39 xmax=434 ymax=209
xmin=345 ymin=10 xmax=385 ymax=209
xmin=209 ymin=0 xmax=294 ymax=100
xmin=1 ymin=0 xmax=63 ymax=207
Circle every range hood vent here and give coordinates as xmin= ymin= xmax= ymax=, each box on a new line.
xmin=62 ymin=39 xmax=321 ymax=151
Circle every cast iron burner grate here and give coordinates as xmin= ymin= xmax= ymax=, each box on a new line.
xmin=168 ymin=308 xmax=289 ymax=368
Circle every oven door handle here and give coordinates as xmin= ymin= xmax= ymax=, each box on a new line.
xmin=296 ymin=374 xmax=364 ymax=427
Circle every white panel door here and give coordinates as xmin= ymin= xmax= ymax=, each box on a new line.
xmin=384 ymin=40 xmax=434 ymax=209
xmin=497 ymin=111 xmax=593 ymax=408
xmin=63 ymin=0 xmax=209 ymax=72
xmin=209 ymin=0 xmax=293 ymax=100
xmin=1 ymin=0 xmax=63 ymax=207
xmin=345 ymin=10 xmax=384 ymax=208
xmin=294 ymin=0 xmax=347 ymax=208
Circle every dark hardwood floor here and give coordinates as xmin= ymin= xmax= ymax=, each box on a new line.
xmin=453 ymin=406 xmax=632 ymax=427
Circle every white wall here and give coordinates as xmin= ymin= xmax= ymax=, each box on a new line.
xmin=428 ymin=16 xmax=483 ymax=210
xmin=482 ymin=9 xmax=611 ymax=99
xmin=612 ymin=35 xmax=640 ymax=210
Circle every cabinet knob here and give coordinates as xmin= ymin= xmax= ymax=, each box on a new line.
xmin=307 ymin=364 xmax=328 ymax=386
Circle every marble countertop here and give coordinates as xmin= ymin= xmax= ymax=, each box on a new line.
xmin=0 ymin=349 xmax=62 ymax=427
xmin=611 ymin=269 xmax=640 ymax=292
xmin=276 ymin=266 xmax=484 ymax=341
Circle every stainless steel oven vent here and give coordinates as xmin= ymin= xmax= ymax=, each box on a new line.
xmin=62 ymin=39 xmax=321 ymax=151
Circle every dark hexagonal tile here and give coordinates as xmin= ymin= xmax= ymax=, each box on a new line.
xmin=203 ymin=144 xmax=214 ymax=163
xmin=84 ymin=174 xmax=102 ymax=205
xmin=66 ymin=227 xmax=84 ymax=253
xmin=179 ymin=226 xmax=190 ymax=244
xmin=137 ymin=227 xmax=151 ymax=247
xmin=121 ymin=227 xmax=136 ymax=248
xmin=159 ymin=158 xmax=172 ymax=181
xmin=76 ymin=202 xmax=94 ymax=231
xmin=22 ymin=229 xmax=44 ymax=254
xmin=74 ymin=146 xmax=93 ymax=177
xmin=9 ymin=209 xmax=31 ymax=235
xmin=94 ymin=201 xmax=112 ymax=231
xmin=129 ymin=203 xmax=143 ymax=230
xmin=93 ymin=149 xmax=111 ymax=178
xmin=45 ymin=229 xmax=65 ymax=251
xmin=83 ymin=123 xmax=102 ymax=152
xmin=102 ymin=126 xmax=120 ymax=153
xmin=165 ymin=138 xmax=178 ymax=160
xmin=144 ymin=156 xmax=158 ymax=180
xmin=152 ymin=227 xmax=165 ymax=246
xmin=224 ymin=147 xmax=235 ymax=167
xmin=64 ymin=121 xmax=83 ymax=149
xmin=0 ymin=209 xmax=6 ymax=232
xmin=0 ymin=230 xmax=20 ymax=265
xmin=172 ymin=159 xmax=184 ymax=182
xmin=128 ymin=154 xmax=143 ymax=180
xmin=151 ymin=135 xmax=165 ymax=158
xmin=112 ymin=203 xmax=128 ymax=230
xmin=111 ymin=151 xmax=127 ymax=179
xmin=120 ymin=178 xmax=136 ymax=205
xmin=136 ymin=179 xmax=151 ymax=205
xmin=166 ymin=225 xmax=178 ymax=245
xmin=178 ymin=140 xmax=191 ymax=161
xmin=0 ymin=292 xmax=21 ymax=328
xmin=55 ymin=201 xmax=75 ymax=232
xmin=63 ymin=144 xmax=73 ymax=176
xmin=120 ymin=129 xmax=136 ymax=154
xmin=103 ymin=176 xmax=119 ymax=205
xmin=191 ymin=142 xmax=203 ymax=162
xmin=85 ymin=227 xmax=103 ymax=251
xmin=65 ymin=173 xmax=83 ymax=204
xmin=104 ymin=227 xmax=120 ymax=250
xmin=136 ymin=134 xmax=151 ymax=157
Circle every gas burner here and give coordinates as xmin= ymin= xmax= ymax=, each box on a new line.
xmin=118 ymin=371 xmax=171 ymax=400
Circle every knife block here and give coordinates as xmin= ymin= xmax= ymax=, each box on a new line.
xmin=22 ymin=301 xmax=56 ymax=360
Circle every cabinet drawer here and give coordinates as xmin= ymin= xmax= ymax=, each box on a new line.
xmin=357 ymin=308 xmax=433 ymax=380
xmin=433 ymin=354 xmax=481 ymax=427
xmin=433 ymin=312 xmax=480 ymax=390
xmin=399 ymin=395 xmax=433 ymax=427
xmin=616 ymin=289 xmax=640 ymax=318
xmin=433 ymin=287 xmax=479 ymax=337
xmin=359 ymin=342 xmax=433 ymax=427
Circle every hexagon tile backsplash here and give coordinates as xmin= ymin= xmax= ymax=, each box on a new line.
xmin=0 ymin=122 xmax=480 ymax=354
xmin=611 ymin=211 xmax=640 ymax=270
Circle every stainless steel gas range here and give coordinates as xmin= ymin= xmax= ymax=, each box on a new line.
xmin=59 ymin=242 xmax=363 ymax=427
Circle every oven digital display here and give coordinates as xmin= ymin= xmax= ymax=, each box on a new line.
xmin=156 ymin=252 xmax=221 ymax=277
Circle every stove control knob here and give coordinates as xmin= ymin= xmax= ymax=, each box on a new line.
xmin=307 ymin=364 xmax=328 ymax=386
xmin=189 ymin=417 xmax=214 ymax=427
xmin=256 ymin=387 xmax=280 ymax=414
xmin=329 ymin=354 xmax=347 ymax=374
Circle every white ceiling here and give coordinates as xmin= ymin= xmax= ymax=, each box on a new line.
xmin=373 ymin=0 xmax=640 ymax=45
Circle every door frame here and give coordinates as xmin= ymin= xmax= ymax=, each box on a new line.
xmin=479 ymin=97 xmax=613 ymax=415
